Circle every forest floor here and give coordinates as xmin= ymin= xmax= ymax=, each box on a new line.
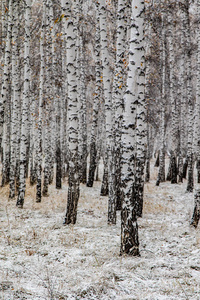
xmin=0 ymin=160 xmax=200 ymax=300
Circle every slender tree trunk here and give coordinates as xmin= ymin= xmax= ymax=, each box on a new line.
xmin=0 ymin=0 xmax=12 ymax=149
xmin=145 ymin=122 xmax=151 ymax=183
xmin=156 ymin=15 xmax=166 ymax=186
xmin=99 ymin=0 xmax=115 ymax=224
xmin=56 ymin=100 xmax=62 ymax=189
xmin=121 ymin=0 xmax=145 ymax=256
xmin=100 ymin=153 xmax=109 ymax=196
xmin=111 ymin=0 xmax=128 ymax=212
xmin=9 ymin=0 xmax=20 ymax=199
xmin=87 ymin=3 xmax=101 ymax=188
xmin=178 ymin=5 xmax=187 ymax=183
xmin=167 ymin=9 xmax=178 ymax=185
xmin=36 ymin=0 xmax=46 ymax=203
xmin=17 ymin=0 xmax=31 ymax=208
xmin=190 ymin=189 xmax=200 ymax=228
xmin=63 ymin=0 xmax=80 ymax=225
xmin=42 ymin=0 xmax=52 ymax=197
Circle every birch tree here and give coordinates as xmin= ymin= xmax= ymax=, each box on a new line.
xmin=167 ymin=6 xmax=178 ymax=185
xmin=9 ymin=0 xmax=20 ymax=199
xmin=36 ymin=0 xmax=46 ymax=203
xmin=99 ymin=0 xmax=114 ymax=223
xmin=87 ymin=2 xmax=101 ymax=188
xmin=156 ymin=14 xmax=166 ymax=186
xmin=1 ymin=0 xmax=12 ymax=187
xmin=42 ymin=0 xmax=52 ymax=197
xmin=120 ymin=0 xmax=145 ymax=256
xmin=63 ymin=0 xmax=80 ymax=225
xmin=17 ymin=0 xmax=31 ymax=208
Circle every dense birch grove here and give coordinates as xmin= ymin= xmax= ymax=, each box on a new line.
xmin=0 ymin=0 xmax=200 ymax=256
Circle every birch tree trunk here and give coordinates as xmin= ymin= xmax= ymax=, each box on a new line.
xmin=29 ymin=96 xmax=37 ymax=186
xmin=9 ymin=0 xmax=20 ymax=199
xmin=42 ymin=0 xmax=52 ymax=197
xmin=167 ymin=9 xmax=178 ymax=185
xmin=36 ymin=0 xmax=45 ymax=203
xmin=121 ymin=0 xmax=145 ymax=256
xmin=0 ymin=0 xmax=12 ymax=150
xmin=63 ymin=0 xmax=80 ymax=225
xmin=87 ymin=2 xmax=101 ymax=188
xmin=99 ymin=0 xmax=115 ymax=224
xmin=185 ymin=2 xmax=194 ymax=192
xmin=17 ymin=0 xmax=31 ymax=208
xmin=192 ymin=0 xmax=200 ymax=185
xmin=178 ymin=4 xmax=187 ymax=183
xmin=156 ymin=14 xmax=166 ymax=186
xmin=110 ymin=0 xmax=128 ymax=213
xmin=79 ymin=34 xmax=87 ymax=184
xmin=190 ymin=189 xmax=200 ymax=228
xmin=1 ymin=0 xmax=12 ymax=186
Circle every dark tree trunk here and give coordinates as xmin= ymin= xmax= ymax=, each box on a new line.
xmin=49 ymin=159 xmax=54 ymax=185
xmin=154 ymin=151 xmax=160 ymax=167
xmin=87 ymin=141 xmax=97 ymax=187
xmin=15 ymin=159 xmax=20 ymax=194
xmin=166 ymin=154 xmax=172 ymax=181
xmin=156 ymin=148 xmax=165 ymax=186
xmin=196 ymin=160 xmax=200 ymax=184
xmin=36 ymin=167 xmax=42 ymax=203
xmin=1 ymin=158 xmax=10 ymax=187
xmin=171 ymin=152 xmax=177 ymax=184
xmin=133 ymin=161 xmax=144 ymax=218
xmin=56 ymin=144 xmax=62 ymax=189
xmin=42 ymin=171 xmax=49 ymax=196
xmin=64 ymin=161 xmax=80 ymax=225
xmin=186 ymin=153 xmax=193 ymax=192
xmin=182 ymin=156 xmax=188 ymax=179
xmin=145 ymin=158 xmax=150 ymax=183
xmin=30 ymin=161 xmax=37 ymax=186
xmin=115 ymin=148 xmax=122 ymax=210
xmin=156 ymin=176 xmax=160 ymax=186
xmin=80 ymin=143 xmax=87 ymax=184
xmin=120 ymin=201 xmax=140 ymax=256
xmin=25 ymin=135 xmax=30 ymax=178
xmin=190 ymin=189 xmax=200 ymax=228
xmin=178 ymin=155 xmax=183 ymax=183
xmin=100 ymin=162 xmax=109 ymax=196
xmin=95 ymin=161 xmax=99 ymax=181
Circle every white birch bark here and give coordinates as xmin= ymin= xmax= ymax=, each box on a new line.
xmin=193 ymin=1 xmax=200 ymax=185
xmin=108 ymin=0 xmax=128 ymax=219
xmin=17 ymin=0 xmax=31 ymax=208
xmin=185 ymin=4 xmax=194 ymax=192
xmin=134 ymin=2 xmax=146 ymax=217
xmin=178 ymin=4 xmax=187 ymax=183
xmin=79 ymin=32 xmax=87 ymax=184
xmin=36 ymin=0 xmax=46 ymax=203
xmin=99 ymin=0 xmax=114 ymax=223
xmin=0 ymin=0 xmax=12 ymax=147
xmin=61 ymin=0 xmax=69 ymax=178
xmin=120 ymin=0 xmax=144 ymax=256
xmin=63 ymin=0 xmax=80 ymax=225
xmin=1 ymin=99 xmax=10 ymax=187
xmin=30 ymin=95 xmax=37 ymax=186
xmin=42 ymin=0 xmax=52 ymax=196
xmin=9 ymin=0 xmax=20 ymax=199
xmin=167 ymin=10 xmax=178 ymax=184
xmin=87 ymin=2 xmax=101 ymax=188
xmin=1 ymin=0 xmax=12 ymax=185
xmin=156 ymin=14 xmax=166 ymax=186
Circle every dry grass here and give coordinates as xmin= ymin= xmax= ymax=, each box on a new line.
xmin=0 ymin=159 xmax=199 ymax=299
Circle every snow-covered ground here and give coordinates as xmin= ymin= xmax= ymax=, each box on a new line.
xmin=0 ymin=161 xmax=200 ymax=300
